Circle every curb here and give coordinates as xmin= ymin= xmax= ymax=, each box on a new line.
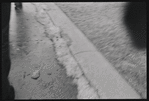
xmin=43 ymin=3 xmax=140 ymax=99
xmin=34 ymin=3 xmax=140 ymax=99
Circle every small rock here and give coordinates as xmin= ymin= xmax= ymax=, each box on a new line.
xmin=31 ymin=70 xmax=40 ymax=80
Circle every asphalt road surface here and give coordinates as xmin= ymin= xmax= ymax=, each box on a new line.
xmin=9 ymin=3 xmax=78 ymax=99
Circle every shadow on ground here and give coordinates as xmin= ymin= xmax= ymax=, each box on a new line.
xmin=123 ymin=2 xmax=146 ymax=50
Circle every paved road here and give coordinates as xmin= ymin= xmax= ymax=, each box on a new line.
xmin=56 ymin=2 xmax=146 ymax=98
xmin=9 ymin=3 xmax=78 ymax=99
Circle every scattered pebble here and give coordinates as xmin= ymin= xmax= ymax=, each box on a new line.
xmin=31 ymin=70 xmax=40 ymax=80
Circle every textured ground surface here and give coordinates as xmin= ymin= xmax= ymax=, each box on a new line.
xmin=56 ymin=2 xmax=146 ymax=98
xmin=9 ymin=3 xmax=78 ymax=99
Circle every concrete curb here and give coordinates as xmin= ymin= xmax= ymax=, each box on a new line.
xmin=40 ymin=3 xmax=141 ymax=99
xmin=42 ymin=3 xmax=141 ymax=99
xmin=31 ymin=3 xmax=100 ymax=99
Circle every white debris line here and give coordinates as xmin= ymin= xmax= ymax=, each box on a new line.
xmin=45 ymin=20 xmax=100 ymax=99
xmin=34 ymin=4 xmax=100 ymax=99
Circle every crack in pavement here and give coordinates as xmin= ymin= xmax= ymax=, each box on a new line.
xmin=73 ymin=50 xmax=97 ymax=56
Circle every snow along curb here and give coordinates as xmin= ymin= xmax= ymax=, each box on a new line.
xmin=31 ymin=3 xmax=100 ymax=99
xmin=32 ymin=3 xmax=100 ymax=98
xmin=45 ymin=23 xmax=100 ymax=99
